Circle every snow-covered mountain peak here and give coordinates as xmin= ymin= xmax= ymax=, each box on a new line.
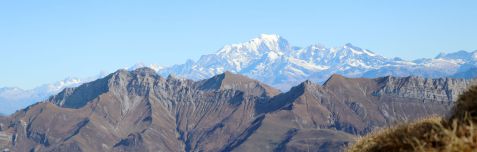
xmin=149 ymin=64 xmax=164 ymax=72
xmin=60 ymin=77 xmax=82 ymax=85
xmin=307 ymin=44 xmax=327 ymax=51
xmin=158 ymin=35 xmax=476 ymax=91
xmin=341 ymin=43 xmax=378 ymax=57
xmin=257 ymin=33 xmax=281 ymax=41
xmin=41 ymin=77 xmax=82 ymax=93
xmin=204 ymin=34 xmax=293 ymax=72
xmin=217 ymin=34 xmax=290 ymax=56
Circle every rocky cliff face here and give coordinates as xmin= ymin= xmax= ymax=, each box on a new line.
xmin=374 ymin=76 xmax=475 ymax=103
xmin=0 ymin=68 xmax=475 ymax=152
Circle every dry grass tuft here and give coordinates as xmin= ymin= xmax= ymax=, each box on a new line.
xmin=347 ymin=85 xmax=477 ymax=152
xmin=449 ymin=85 xmax=477 ymax=124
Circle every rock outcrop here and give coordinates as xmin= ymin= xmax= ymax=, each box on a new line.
xmin=374 ymin=76 xmax=475 ymax=102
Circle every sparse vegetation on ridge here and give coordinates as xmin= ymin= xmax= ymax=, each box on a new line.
xmin=347 ymin=86 xmax=477 ymax=152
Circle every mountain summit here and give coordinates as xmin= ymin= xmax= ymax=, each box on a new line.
xmin=197 ymin=71 xmax=280 ymax=97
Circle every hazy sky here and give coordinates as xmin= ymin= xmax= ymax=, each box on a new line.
xmin=1 ymin=0 xmax=476 ymax=89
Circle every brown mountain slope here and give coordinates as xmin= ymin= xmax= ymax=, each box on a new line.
xmin=0 ymin=68 xmax=475 ymax=152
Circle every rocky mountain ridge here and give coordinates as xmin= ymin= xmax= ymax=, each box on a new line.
xmin=0 ymin=68 xmax=475 ymax=152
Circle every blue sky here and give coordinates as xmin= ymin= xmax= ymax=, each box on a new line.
xmin=0 ymin=0 xmax=476 ymax=89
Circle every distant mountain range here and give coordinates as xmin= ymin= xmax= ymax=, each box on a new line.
xmin=0 ymin=68 xmax=475 ymax=151
xmin=0 ymin=78 xmax=84 ymax=115
xmin=0 ymin=73 xmax=110 ymax=115
xmin=159 ymin=34 xmax=477 ymax=90
xmin=1 ymin=34 xmax=476 ymax=115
